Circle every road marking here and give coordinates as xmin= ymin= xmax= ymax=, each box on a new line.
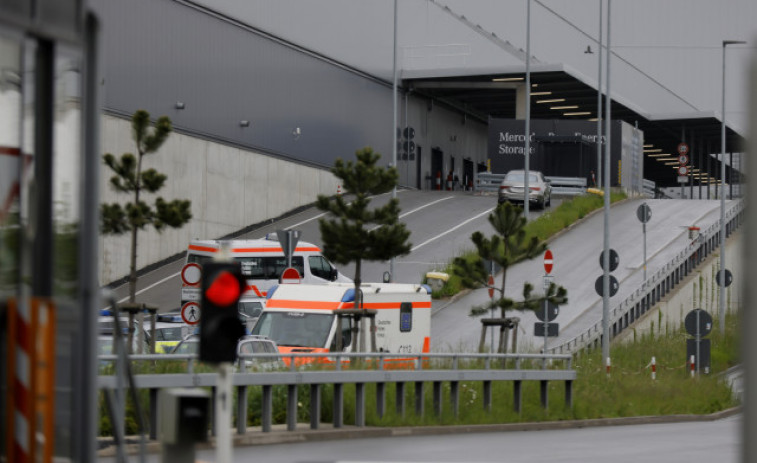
xmin=411 ymin=207 xmax=494 ymax=252
xmin=103 ymin=271 xmax=180 ymax=308
xmin=399 ymin=196 xmax=453 ymax=218
xmin=370 ymin=196 xmax=454 ymax=231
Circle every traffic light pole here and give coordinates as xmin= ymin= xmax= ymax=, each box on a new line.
xmin=216 ymin=362 xmax=233 ymax=463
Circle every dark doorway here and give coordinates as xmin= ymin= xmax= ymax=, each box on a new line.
xmin=463 ymin=159 xmax=474 ymax=190
xmin=431 ymin=148 xmax=443 ymax=190
xmin=416 ymin=146 xmax=422 ymax=189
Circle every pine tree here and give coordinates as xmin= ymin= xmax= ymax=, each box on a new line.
xmin=452 ymin=201 xmax=567 ymax=320
xmin=316 ymin=147 xmax=412 ymax=295
xmin=101 ymin=110 xmax=192 ymax=302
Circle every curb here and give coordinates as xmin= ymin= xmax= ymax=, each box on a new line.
xmin=98 ymin=406 xmax=742 ymax=456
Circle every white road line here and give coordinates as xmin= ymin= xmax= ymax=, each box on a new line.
xmin=399 ymin=196 xmax=453 ymax=218
xmin=411 ymin=207 xmax=494 ymax=252
xmin=104 ymin=271 xmax=180 ymax=308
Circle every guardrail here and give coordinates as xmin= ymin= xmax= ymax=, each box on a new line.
xmin=549 ymin=199 xmax=745 ymax=355
xmin=473 ymin=172 xmax=587 ymax=196
xmin=98 ymin=351 xmax=575 ymax=438
xmin=642 ymin=179 xmax=656 ymax=198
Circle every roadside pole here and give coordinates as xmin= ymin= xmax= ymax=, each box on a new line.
xmin=216 ymin=363 xmax=233 ymax=463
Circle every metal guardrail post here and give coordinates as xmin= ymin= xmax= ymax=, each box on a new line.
xmin=483 ymin=381 xmax=492 ymax=412
xmin=433 ymin=381 xmax=442 ymax=417
xmin=310 ymin=384 xmax=321 ymax=429
xmin=396 ymin=382 xmax=406 ymax=417
xmin=287 ymin=384 xmax=297 ymax=431
xmin=450 ymin=381 xmax=459 ymax=417
xmin=414 ymin=382 xmax=424 ymax=417
xmin=333 ymin=383 xmax=343 ymax=428
xmin=376 ymin=382 xmax=386 ymax=418
xmin=236 ymin=385 xmax=247 ymax=435
xmin=262 ymin=385 xmax=272 ymax=433
xmin=514 ymin=380 xmax=522 ymax=414
xmin=355 ymin=383 xmax=365 ymax=427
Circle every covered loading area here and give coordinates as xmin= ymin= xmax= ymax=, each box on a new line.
xmin=405 ymin=68 xmax=745 ymax=191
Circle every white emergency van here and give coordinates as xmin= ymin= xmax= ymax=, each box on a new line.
xmin=179 ymin=236 xmax=351 ymax=308
xmin=251 ymin=282 xmax=432 ymax=364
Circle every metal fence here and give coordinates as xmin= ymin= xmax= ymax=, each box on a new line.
xmin=549 ymin=199 xmax=745 ymax=355
xmin=473 ymin=172 xmax=587 ymax=196
xmin=98 ymin=351 xmax=575 ymax=439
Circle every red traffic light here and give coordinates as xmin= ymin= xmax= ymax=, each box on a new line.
xmin=205 ymin=270 xmax=243 ymax=306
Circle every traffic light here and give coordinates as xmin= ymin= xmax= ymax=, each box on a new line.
xmin=199 ymin=262 xmax=246 ymax=363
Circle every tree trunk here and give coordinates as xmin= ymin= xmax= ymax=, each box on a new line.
xmin=499 ymin=269 xmax=508 ymax=318
xmin=128 ymin=149 xmax=144 ymax=303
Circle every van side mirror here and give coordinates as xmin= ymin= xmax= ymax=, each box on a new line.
xmin=330 ymin=266 xmax=339 ymax=281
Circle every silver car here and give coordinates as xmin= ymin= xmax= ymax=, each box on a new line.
xmin=498 ymin=170 xmax=552 ymax=208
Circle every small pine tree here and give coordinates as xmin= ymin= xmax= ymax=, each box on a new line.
xmin=101 ymin=110 xmax=192 ymax=302
xmin=316 ymin=147 xmax=412 ymax=294
xmin=453 ymin=201 xmax=567 ymax=320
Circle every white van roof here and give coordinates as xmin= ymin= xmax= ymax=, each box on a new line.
xmin=267 ymin=282 xmax=432 ymax=303
xmin=188 ymin=237 xmax=322 ymax=253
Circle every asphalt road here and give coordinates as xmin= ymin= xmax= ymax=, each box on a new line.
xmin=104 ymin=190 xmax=557 ymax=311
xmin=105 ymin=191 xmax=735 ymax=356
xmin=98 ymin=414 xmax=741 ymax=462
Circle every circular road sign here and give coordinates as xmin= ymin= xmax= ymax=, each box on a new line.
xmin=181 ymin=301 xmax=201 ymax=325
xmin=684 ymin=308 xmax=713 ymax=337
xmin=181 ymin=263 xmax=202 ymax=286
xmin=599 ymin=248 xmax=619 ymax=272
xmin=678 ymin=165 xmax=689 ymax=176
xmin=595 ymin=275 xmax=619 ymax=298
xmin=716 ymin=269 xmax=733 ymax=287
xmin=636 ymin=203 xmax=652 ymax=223
xmin=677 ymin=142 xmax=690 ymax=156
xmin=280 ymin=267 xmax=301 ymax=284
xmin=544 ymin=249 xmax=554 ymax=275
xmin=535 ymin=301 xmax=559 ymax=322
xmin=678 ymin=154 xmax=689 ymax=165
xmin=487 ymin=274 xmax=495 ymax=299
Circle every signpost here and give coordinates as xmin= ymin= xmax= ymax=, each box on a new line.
xmin=677 ymin=143 xmax=690 ymax=194
xmin=280 ymin=267 xmax=301 ymax=284
xmin=637 ymin=203 xmax=651 ymax=282
xmin=539 ymin=250 xmax=557 ymax=367
xmin=181 ymin=301 xmax=201 ymax=325
xmin=685 ymin=308 xmax=713 ymax=375
xmin=276 ymin=229 xmax=301 ymax=269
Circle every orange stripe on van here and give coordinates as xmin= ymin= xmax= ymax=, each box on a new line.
xmin=231 ymin=246 xmax=321 ymax=253
xmin=361 ymin=302 xmax=433 ymax=309
xmin=422 ymin=336 xmax=430 ymax=353
xmin=188 ymin=244 xmax=218 ymax=253
xmin=265 ymin=300 xmax=343 ymax=310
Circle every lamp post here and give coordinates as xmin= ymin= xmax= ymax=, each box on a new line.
xmin=524 ymin=0 xmax=532 ymax=220
xmin=601 ymin=0 xmax=612 ymax=374
xmin=719 ymin=39 xmax=745 ymax=334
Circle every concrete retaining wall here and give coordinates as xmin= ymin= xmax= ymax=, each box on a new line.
xmin=615 ymin=231 xmax=742 ymax=343
xmin=98 ymin=114 xmax=340 ymax=284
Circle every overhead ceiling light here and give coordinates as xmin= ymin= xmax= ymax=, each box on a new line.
xmin=643 ymin=148 xmax=662 ymax=153
xmin=563 ymin=111 xmax=591 ymax=116
xmin=550 ymin=105 xmax=579 ymax=110
xmin=492 ymin=77 xmax=524 ymax=82
xmin=530 ymin=91 xmax=552 ymax=96
xmin=537 ymin=98 xmax=565 ymax=104
xmin=587 ymin=118 xmax=599 ymax=122
xmin=665 ymin=162 xmax=679 ymax=166
xmin=643 ymin=144 xmax=654 ymax=148
xmin=647 ymin=154 xmax=669 ymax=158
xmin=656 ymin=156 xmax=678 ymax=161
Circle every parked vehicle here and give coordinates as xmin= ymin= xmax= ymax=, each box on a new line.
xmin=180 ymin=235 xmax=351 ymax=307
xmin=169 ymin=334 xmax=283 ymax=370
xmin=251 ymin=282 xmax=432 ymax=366
xmin=498 ymin=170 xmax=552 ymax=208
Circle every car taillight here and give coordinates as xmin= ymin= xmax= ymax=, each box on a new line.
xmin=500 ymin=185 xmax=507 ymax=191
xmin=529 ymin=187 xmax=540 ymax=191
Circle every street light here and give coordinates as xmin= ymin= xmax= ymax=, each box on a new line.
xmin=719 ymin=39 xmax=745 ymax=335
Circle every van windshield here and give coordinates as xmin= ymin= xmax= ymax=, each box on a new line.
xmin=251 ymin=312 xmax=334 ymax=348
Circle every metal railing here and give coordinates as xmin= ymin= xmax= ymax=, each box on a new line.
xmin=98 ymin=351 xmax=575 ymax=437
xmin=642 ymin=178 xmax=656 ymax=198
xmin=473 ymin=172 xmax=587 ymax=196
xmin=548 ymin=199 xmax=745 ymax=355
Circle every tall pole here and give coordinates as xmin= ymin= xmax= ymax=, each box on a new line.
xmin=523 ymin=0 xmax=532 ymax=220
xmin=601 ymin=0 xmax=612 ymax=368
xmin=719 ymin=40 xmax=745 ymax=334
xmin=596 ymin=0 xmax=603 ymax=188
xmin=390 ymin=0 xmax=398 ymax=282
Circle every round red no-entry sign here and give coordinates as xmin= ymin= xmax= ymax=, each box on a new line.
xmin=280 ymin=267 xmax=301 ymax=284
xmin=544 ymin=250 xmax=554 ymax=275
xmin=181 ymin=263 xmax=202 ymax=286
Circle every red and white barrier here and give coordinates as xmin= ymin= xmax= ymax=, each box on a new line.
xmin=690 ymin=355 xmax=696 ymax=377
xmin=605 ymin=357 xmax=611 ymax=377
